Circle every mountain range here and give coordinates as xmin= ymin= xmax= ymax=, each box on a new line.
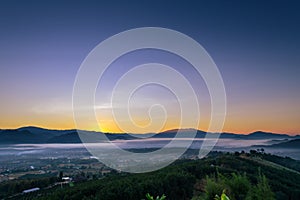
xmin=0 ymin=126 xmax=299 ymax=144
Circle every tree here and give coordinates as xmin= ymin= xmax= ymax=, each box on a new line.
xmin=246 ymin=170 xmax=275 ymax=200
xmin=59 ymin=171 xmax=63 ymax=180
xmin=226 ymin=173 xmax=250 ymax=200
xmin=250 ymin=150 xmax=257 ymax=155
xmin=204 ymin=175 xmax=226 ymax=200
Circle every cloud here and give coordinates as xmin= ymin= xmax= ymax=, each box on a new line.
xmin=31 ymin=98 xmax=73 ymax=115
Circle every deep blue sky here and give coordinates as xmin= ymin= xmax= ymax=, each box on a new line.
xmin=0 ymin=0 xmax=299 ymax=134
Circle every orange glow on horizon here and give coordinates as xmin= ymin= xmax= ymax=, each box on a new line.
xmin=0 ymin=122 xmax=299 ymax=136
xmin=0 ymin=110 xmax=299 ymax=135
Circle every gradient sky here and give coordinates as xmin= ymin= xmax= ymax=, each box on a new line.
xmin=0 ymin=0 xmax=299 ymax=134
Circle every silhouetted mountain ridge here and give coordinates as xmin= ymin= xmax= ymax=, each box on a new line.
xmin=0 ymin=126 xmax=298 ymax=144
xmin=246 ymin=131 xmax=289 ymax=139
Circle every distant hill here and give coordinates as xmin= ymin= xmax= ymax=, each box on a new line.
xmin=157 ymin=129 xmax=247 ymax=139
xmin=155 ymin=129 xmax=206 ymax=138
xmin=0 ymin=126 xmax=298 ymax=144
xmin=159 ymin=129 xmax=297 ymax=140
xmin=270 ymin=139 xmax=300 ymax=148
xmin=0 ymin=127 xmax=74 ymax=144
xmin=18 ymin=126 xmax=73 ymax=137
xmin=0 ymin=130 xmax=45 ymax=144
xmin=47 ymin=131 xmax=82 ymax=143
xmin=245 ymin=131 xmax=290 ymax=139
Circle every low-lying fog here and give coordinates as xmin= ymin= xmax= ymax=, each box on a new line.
xmin=0 ymin=138 xmax=299 ymax=160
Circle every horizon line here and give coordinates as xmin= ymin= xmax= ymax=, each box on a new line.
xmin=0 ymin=125 xmax=299 ymax=136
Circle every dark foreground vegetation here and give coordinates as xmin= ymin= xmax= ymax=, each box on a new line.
xmin=2 ymin=151 xmax=300 ymax=200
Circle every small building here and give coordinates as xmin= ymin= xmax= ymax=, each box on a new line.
xmin=22 ymin=187 xmax=40 ymax=193
xmin=62 ymin=177 xmax=71 ymax=182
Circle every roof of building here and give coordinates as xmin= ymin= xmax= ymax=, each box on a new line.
xmin=22 ymin=187 xmax=40 ymax=193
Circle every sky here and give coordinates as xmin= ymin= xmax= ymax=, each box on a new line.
xmin=0 ymin=0 xmax=299 ymax=134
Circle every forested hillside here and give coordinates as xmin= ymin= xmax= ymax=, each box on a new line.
xmin=7 ymin=152 xmax=299 ymax=200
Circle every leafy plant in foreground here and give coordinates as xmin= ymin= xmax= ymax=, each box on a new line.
xmin=215 ymin=190 xmax=230 ymax=200
xmin=144 ymin=193 xmax=166 ymax=200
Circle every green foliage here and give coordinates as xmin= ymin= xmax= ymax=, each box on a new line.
xmin=205 ymin=175 xmax=226 ymax=200
xmin=6 ymin=153 xmax=300 ymax=200
xmin=204 ymin=170 xmax=274 ymax=200
xmin=246 ymin=169 xmax=275 ymax=200
xmin=215 ymin=190 xmax=230 ymax=200
xmin=145 ymin=193 xmax=166 ymax=200
xmin=0 ymin=176 xmax=58 ymax=198
xmin=226 ymin=173 xmax=250 ymax=200
xmin=259 ymin=153 xmax=300 ymax=172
